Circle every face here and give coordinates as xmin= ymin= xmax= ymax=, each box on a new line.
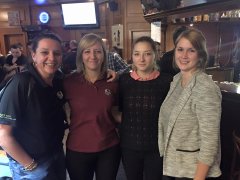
xmin=82 ymin=42 xmax=104 ymax=72
xmin=132 ymin=42 xmax=155 ymax=74
xmin=175 ymin=37 xmax=199 ymax=74
xmin=32 ymin=38 xmax=62 ymax=78
xmin=11 ymin=48 xmax=21 ymax=58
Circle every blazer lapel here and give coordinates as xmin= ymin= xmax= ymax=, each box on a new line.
xmin=164 ymin=72 xmax=198 ymax=153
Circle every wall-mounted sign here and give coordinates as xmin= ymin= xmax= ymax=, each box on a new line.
xmin=8 ymin=11 xmax=20 ymax=26
xmin=111 ymin=24 xmax=123 ymax=49
xmin=39 ymin=11 xmax=50 ymax=24
xmin=151 ymin=21 xmax=161 ymax=43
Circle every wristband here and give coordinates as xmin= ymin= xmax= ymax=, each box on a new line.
xmin=24 ymin=159 xmax=38 ymax=171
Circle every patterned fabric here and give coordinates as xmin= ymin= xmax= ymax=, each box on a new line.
xmin=107 ymin=52 xmax=130 ymax=74
xmin=119 ymin=73 xmax=172 ymax=151
xmin=158 ymin=71 xmax=222 ymax=178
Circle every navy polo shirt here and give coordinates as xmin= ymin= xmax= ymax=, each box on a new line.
xmin=0 ymin=64 xmax=66 ymax=158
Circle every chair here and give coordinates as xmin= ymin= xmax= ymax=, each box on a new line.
xmin=230 ymin=131 xmax=240 ymax=180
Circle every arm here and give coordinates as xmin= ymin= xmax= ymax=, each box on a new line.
xmin=194 ymin=80 xmax=222 ymax=178
xmin=3 ymin=63 xmax=18 ymax=72
xmin=64 ymin=102 xmax=71 ymax=124
xmin=0 ymin=124 xmax=34 ymax=167
xmin=113 ymin=53 xmax=130 ymax=75
xmin=194 ymin=162 xmax=210 ymax=180
xmin=107 ymin=69 xmax=118 ymax=82
xmin=111 ymin=106 xmax=122 ymax=123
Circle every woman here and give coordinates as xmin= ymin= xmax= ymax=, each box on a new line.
xmin=64 ymin=33 xmax=121 ymax=180
xmin=116 ymin=36 xmax=172 ymax=180
xmin=158 ymin=28 xmax=222 ymax=180
xmin=0 ymin=33 xmax=67 ymax=179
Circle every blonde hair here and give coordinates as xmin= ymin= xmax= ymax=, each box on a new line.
xmin=76 ymin=33 xmax=108 ymax=77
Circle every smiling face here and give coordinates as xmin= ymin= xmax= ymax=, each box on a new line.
xmin=82 ymin=42 xmax=104 ymax=73
xmin=174 ymin=37 xmax=199 ymax=74
xmin=132 ymin=41 xmax=155 ymax=75
xmin=31 ymin=38 xmax=62 ymax=79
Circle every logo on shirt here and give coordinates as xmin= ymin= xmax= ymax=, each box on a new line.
xmin=57 ymin=91 xmax=63 ymax=99
xmin=104 ymin=89 xmax=111 ymax=96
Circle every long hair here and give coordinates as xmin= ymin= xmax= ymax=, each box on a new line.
xmin=131 ymin=36 xmax=159 ymax=71
xmin=76 ymin=33 xmax=107 ymax=77
xmin=174 ymin=28 xmax=208 ymax=70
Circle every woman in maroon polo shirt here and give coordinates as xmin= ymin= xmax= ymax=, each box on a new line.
xmin=64 ymin=33 xmax=121 ymax=180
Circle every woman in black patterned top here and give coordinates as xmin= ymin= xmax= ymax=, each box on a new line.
xmin=112 ymin=36 xmax=172 ymax=180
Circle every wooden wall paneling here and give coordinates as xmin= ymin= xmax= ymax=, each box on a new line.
xmin=0 ymin=30 xmax=27 ymax=55
xmin=0 ymin=0 xmax=150 ymax=61
xmin=106 ymin=0 xmax=123 ymax=49
xmin=0 ymin=2 xmax=30 ymax=55
xmin=0 ymin=3 xmax=30 ymax=27
xmin=28 ymin=2 xmax=113 ymax=43
xmin=123 ymin=0 xmax=150 ymax=61
xmin=4 ymin=33 xmax=25 ymax=53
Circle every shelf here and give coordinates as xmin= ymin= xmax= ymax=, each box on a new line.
xmin=144 ymin=0 xmax=240 ymax=23
xmin=169 ymin=18 xmax=240 ymax=26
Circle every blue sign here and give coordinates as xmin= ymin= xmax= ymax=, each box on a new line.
xmin=39 ymin=11 xmax=50 ymax=24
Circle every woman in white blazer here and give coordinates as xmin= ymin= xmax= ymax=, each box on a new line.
xmin=158 ymin=28 xmax=222 ymax=180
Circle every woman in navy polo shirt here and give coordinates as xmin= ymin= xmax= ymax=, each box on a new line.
xmin=0 ymin=33 xmax=67 ymax=179
xmin=64 ymin=33 xmax=121 ymax=180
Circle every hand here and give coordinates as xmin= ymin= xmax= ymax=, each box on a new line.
xmin=107 ymin=69 xmax=118 ymax=82
xmin=10 ymin=64 xmax=18 ymax=71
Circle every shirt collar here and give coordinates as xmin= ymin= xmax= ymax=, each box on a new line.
xmin=130 ymin=70 xmax=160 ymax=81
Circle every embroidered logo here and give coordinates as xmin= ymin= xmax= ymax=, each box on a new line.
xmin=104 ymin=89 xmax=111 ymax=96
xmin=57 ymin=91 xmax=63 ymax=99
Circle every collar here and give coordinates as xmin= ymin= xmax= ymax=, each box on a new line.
xmin=130 ymin=70 xmax=160 ymax=81
xmin=27 ymin=63 xmax=63 ymax=87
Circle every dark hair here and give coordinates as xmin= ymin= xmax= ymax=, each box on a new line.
xmin=174 ymin=28 xmax=208 ymax=70
xmin=31 ymin=33 xmax=62 ymax=53
xmin=173 ymin=26 xmax=188 ymax=44
xmin=10 ymin=44 xmax=20 ymax=50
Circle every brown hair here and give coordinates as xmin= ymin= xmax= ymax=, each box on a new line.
xmin=131 ymin=36 xmax=159 ymax=71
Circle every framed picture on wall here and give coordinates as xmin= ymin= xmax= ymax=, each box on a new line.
xmin=8 ymin=11 xmax=20 ymax=26
xmin=111 ymin=24 xmax=123 ymax=49
xmin=131 ymin=30 xmax=151 ymax=44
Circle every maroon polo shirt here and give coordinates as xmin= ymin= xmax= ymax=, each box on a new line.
xmin=64 ymin=72 xmax=119 ymax=152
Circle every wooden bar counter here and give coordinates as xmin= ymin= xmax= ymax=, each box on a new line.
xmin=206 ymin=67 xmax=234 ymax=82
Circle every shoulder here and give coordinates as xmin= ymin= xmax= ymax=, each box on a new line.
xmin=119 ymin=72 xmax=131 ymax=81
xmin=13 ymin=71 xmax=32 ymax=83
xmin=194 ymin=72 xmax=221 ymax=97
xmin=5 ymin=55 xmax=12 ymax=63
xmin=195 ymin=72 xmax=217 ymax=89
xmin=159 ymin=72 xmax=173 ymax=82
xmin=64 ymin=72 xmax=83 ymax=85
